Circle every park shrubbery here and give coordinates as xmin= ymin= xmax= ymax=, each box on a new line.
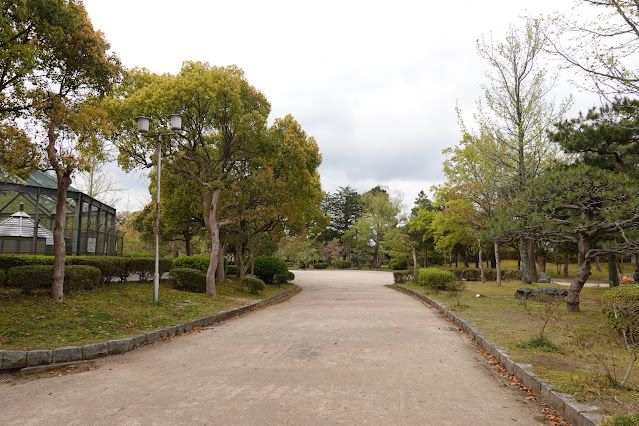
xmin=226 ymin=264 xmax=239 ymax=276
xmin=388 ymin=259 xmax=408 ymax=270
xmin=126 ymin=257 xmax=173 ymax=281
xmin=450 ymin=267 xmax=521 ymax=281
xmin=419 ymin=268 xmax=455 ymax=291
xmin=6 ymin=265 xmax=102 ymax=294
xmin=170 ymin=267 xmax=206 ymax=293
xmin=254 ymin=256 xmax=288 ymax=284
xmin=601 ymin=285 xmax=639 ymax=343
xmin=242 ymin=276 xmax=265 ymax=294
xmin=68 ymin=256 xmax=126 ymax=283
xmin=313 ymin=262 xmax=329 ymax=269
xmin=273 ymin=273 xmax=289 ymax=285
xmin=336 ymin=260 xmax=351 ymax=269
xmin=287 ymin=271 xmax=295 ymax=280
xmin=173 ymin=256 xmax=209 ymax=273
xmin=0 ymin=254 xmax=55 ymax=272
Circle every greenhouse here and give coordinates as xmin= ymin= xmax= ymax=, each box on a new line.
xmin=0 ymin=171 xmax=122 ymax=256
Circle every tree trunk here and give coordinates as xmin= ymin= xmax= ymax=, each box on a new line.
xmin=538 ymin=254 xmax=547 ymax=273
xmin=478 ymin=238 xmax=485 ymax=283
xmin=216 ymin=241 xmax=228 ymax=282
xmin=237 ymin=242 xmax=246 ymax=280
xmin=463 ymin=252 xmax=469 ymax=268
xmin=51 ymin=170 xmax=71 ymax=301
xmin=566 ymin=236 xmax=591 ymax=312
xmin=373 ymin=242 xmax=380 ymax=268
xmin=171 ymin=239 xmax=178 ymax=260
xmin=564 ymin=256 xmax=569 ymax=278
xmin=185 ymin=232 xmax=193 ymax=256
xmin=609 ymin=255 xmax=620 ymax=287
xmin=529 ymin=239 xmax=538 ymax=282
xmin=412 ymin=247 xmax=418 ymax=283
xmin=423 ymin=248 xmax=428 ymax=268
xmin=520 ymin=238 xmax=531 ymax=284
xmin=595 ymin=257 xmax=601 ymax=272
xmin=202 ymin=189 xmax=222 ymax=296
xmin=494 ymin=241 xmax=502 ymax=287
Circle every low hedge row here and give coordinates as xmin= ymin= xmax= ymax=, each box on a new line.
xmin=336 ymin=260 xmax=351 ymax=269
xmin=170 ymin=267 xmax=206 ymax=293
xmin=6 ymin=265 xmax=102 ymax=294
xmin=451 ymin=267 xmax=522 ymax=281
xmin=419 ymin=268 xmax=456 ymax=291
xmin=313 ymin=262 xmax=329 ymax=269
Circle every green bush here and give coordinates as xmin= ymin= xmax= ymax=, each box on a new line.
xmin=273 ymin=274 xmax=288 ymax=285
xmin=173 ymin=256 xmax=210 ymax=274
xmin=242 ymin=276 xmax=265 ymax=294
xmin=601 ymin=285 xmax=639 ymax=343
xmin=226 ymin=264 xmax=239 ymax=276
xmin=254 ymin=256 xmax=288 ymax=284
xmin=388 ymin=259 xmax=408 ymax=270
xmin=126 ymin=257 xmax=173 ymax=282
xmin=336 ymin=260 xmax=351 ymax=269
xmin=313 ymin=262 xmax=329 ymax=269
xmin=170 ymin=268 xmax=206 ymax=293
xmin=0 ymin=254 xmax=55 ymax=272
xmin=6 ymin=265 xmax=101 ymax=294
xmin=0 ymin=268 xmax=5 ymax=286
xmin=419 ymin=268 xmax=456 ymax=291
xmin=287 ymin=271 xmax=295 ymax=280
xmin=67 ymin=256 xmax=126 ymax=284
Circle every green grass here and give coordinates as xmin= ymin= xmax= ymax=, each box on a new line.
xmin=397 ymin=280 xmax=639 ymax=418
xmin=498 ymin=259 xmax=636 ymax=283
xmin=0 ymin=280 xmax=293 ymax=351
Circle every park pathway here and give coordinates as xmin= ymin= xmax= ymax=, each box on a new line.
xmin=0 ymin=270 xmax=542 ymax=425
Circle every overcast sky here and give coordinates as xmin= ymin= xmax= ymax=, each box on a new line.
xmin=81 ymin=0 xmax=597 ymax=213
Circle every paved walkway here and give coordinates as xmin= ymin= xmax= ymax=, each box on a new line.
xmin=1 ymin=271 xmax=542 ymax=425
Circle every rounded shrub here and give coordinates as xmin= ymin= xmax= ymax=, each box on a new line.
xmin=336 ymin=260 xmax=351 ymax=269
xmin=274 ymin=274 xmax=289 ymax=285
xmin=64 ymin=266 xmax=103 ymax=292
xmin=126 ymin=257 xmax=173 ymax=282
xmin=173 ymin=256 xmax=210 ymax=274
xmin=287 ymin=271 xmax=295 ymax=281
xmin=418 ymin=268 xmax=456 ymax=291
xmin=242 ymin=276 xmax=265 ymax=294
xmin=313 ymin=262 xmax=329 ymax=270
xmin=254 ymin=256 xmax=288 ymax=284
xmin=601 ymin=285 xmax=639 ymax=343
xmin=170 ymin=268 xmax=206 ymax=293
xmin=226 ymin=264 xmax=239 ymax=276
xmin=67 ymin=256 xmax=126 ymax=284
xmin=388 ymin=259 xmax=408 ymax=270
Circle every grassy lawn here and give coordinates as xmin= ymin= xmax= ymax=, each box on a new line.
xmin=397 ymin=279 xmax=638 ymax=418
xmin=0 ymin=280 xmax=293 ymax=351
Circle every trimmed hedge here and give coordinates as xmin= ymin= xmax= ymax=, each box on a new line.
xmin=67 ymin=256 xmax=126 ymax=284
xmin=419 ymin=268 xmax=455 ymax=291
xmin=254 ymin=256 xmax=288 ymax=284
xmin=287 ymin=271 xmax=295 ymax=280
xmin=242 ymin=277 xmax=265 ymax=294
xmin=170 ymin=267 xmax=206 ymax=293
xmin=0 ymin=254 xmax=55 ymax=272
xmin=226 ymin=264 xmax=239 ymax=276
xmin=336 ymin=260 xmax=351 ymax=269
xmin=6 ymin=265 xmax=102 ymax=294
xmin=173 ymin=256 xmax=210 ymax=274
xmin=0 ymin=268 xmax=4 ymax=285
xmin=601 ymin=285 xmax=639 ymax=343
xmin=274 ymin=273 xmax=288 ymax=285
xmin=313 ymin=262 xmax=329 ymax=269
xmin=126 ymin=257 xmax=173 ymax=282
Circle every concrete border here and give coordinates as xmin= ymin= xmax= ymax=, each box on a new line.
xmin=0 ymin=285 xmax=298 ymax=372
xmin=391 ymin=284 xmax=604 ymax=426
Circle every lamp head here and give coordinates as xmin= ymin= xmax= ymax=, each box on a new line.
xmin=136 ymin=116 xmax=151 ymax=134
xmin=169 ymin=114 xmax=182 ymax=131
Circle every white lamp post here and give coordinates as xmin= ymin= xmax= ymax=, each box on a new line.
xmin=135 ymin=114 xmax=182 ymax=304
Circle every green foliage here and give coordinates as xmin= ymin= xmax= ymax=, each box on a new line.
xmin=6 ymin=265 xmax=101 ymax=294
xmin=320 ymin=186 xmax=363 ymax=241
xmin=173 ymin=256 xmax=210 ymax=274
xmin=273 ymin=274 xmax=289 ymax=285
xmin=336 ymin=260 xmax=351 ymax=269
xmin=418 ymin=268 xmax=456 ymax=291
xmin=0 ymin=268 xmax=4 ymax=286
xmin=253 ymin=256 xmax=288 ymax=284
xmin=388 ymin=259 xmax=408 ymax=270
xmin=313 ymin=262 xmax=329 ymax=269
xmin=126 ymin=257 xmax=173 ymax=282
xmin=67 ymin=256 xmax=126 ymax=283
xmin=226 ymin=264 xmax=239 ymax=276
xmin=287 ymin=271 xmax=295 ymax=280
xmin=518 ymin=336 xmax=561 ymax=352
xmin=170 ymin=268 xmax=206 ymax=293
xmin=0 ymin=255 xmax=55 ymax=272
xmin=601 ymin=285 xmax=639 ymax=342
xmin=242 ymin=277 xmax=265 ymax=294
xmin=601 ymin=414 xmax=639 ymax=426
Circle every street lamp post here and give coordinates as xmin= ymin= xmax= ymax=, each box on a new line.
xmin=135 ymin=114 xmax=182 ymax=304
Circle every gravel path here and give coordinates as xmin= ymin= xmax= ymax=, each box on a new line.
xmin=0 ymin=270 xmax=543 ymax=425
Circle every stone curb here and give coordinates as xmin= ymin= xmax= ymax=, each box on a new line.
xmin=391 ymin=284 xmax=604 ymax=426
xmin=0 ymin=285 xmax=298 ymax=372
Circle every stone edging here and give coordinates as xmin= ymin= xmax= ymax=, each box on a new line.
xmin=0 ymin=285 xmax=298 ymax=372
xmin=391 ymin=284 xmax=603 ymax=426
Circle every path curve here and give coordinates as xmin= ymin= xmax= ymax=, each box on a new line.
xmin=1 ymin=270 xmax=542 ymax=425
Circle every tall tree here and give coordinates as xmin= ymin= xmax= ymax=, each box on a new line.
xmin=321 ymin=186 xmax=363 ymax=242
xmin=114 ymin=63 xmax=270 ymax=296
xmin=460 ymin=18 xmax=569 ymax=283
